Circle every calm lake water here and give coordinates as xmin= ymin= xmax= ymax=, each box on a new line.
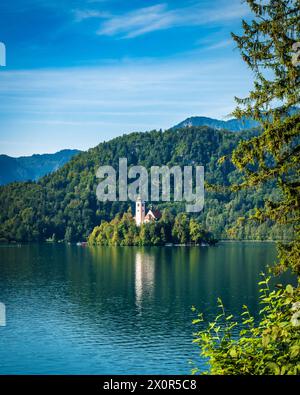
xmin=0 ymin=242 xmax=292 ymax=374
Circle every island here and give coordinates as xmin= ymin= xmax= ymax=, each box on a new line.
xmin=88 ymin=198 xmax=216 ymax=246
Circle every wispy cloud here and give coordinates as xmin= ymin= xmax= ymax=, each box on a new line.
xmin=97 ymin=4 xmax=172 ymax=38
xmin=73 ymin=8 xmax=110 ymax=22
xmin=0 ymin=53 xmax=252 ymax=155
xmin=92 ymin=1 xmax=249 ymax=39
xmin=196 ymin=38 xmax=234 ymax=51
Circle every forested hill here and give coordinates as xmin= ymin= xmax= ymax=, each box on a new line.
xmin=0 ymin=149 xmax=81 ymax=185
xmin=0 ymin=126 xmax=291 ymax=243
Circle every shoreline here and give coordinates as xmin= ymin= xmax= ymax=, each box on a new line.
xmin=0 ymin=239 xmax=285 ymax=248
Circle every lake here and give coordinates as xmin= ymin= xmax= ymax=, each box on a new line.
xmin=0 ymin=242 xmax=292 ymax=374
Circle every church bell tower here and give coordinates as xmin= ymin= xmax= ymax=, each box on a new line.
xmin=135 ymin=198 xmax=145 ymax=226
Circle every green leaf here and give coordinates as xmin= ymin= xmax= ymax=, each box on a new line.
xmin=290 ymin=346 xmax=300 ymax=359
xmin=267 ymin=363 xmax=280 ymax=375
xmin=286 ymin=284 xmax=294 ymax=295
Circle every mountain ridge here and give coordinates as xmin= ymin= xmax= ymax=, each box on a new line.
xmin=173 ymin=106 xmax=299 ymax=131
xmin=172 ymin=116 xmax=260 ymax=131
xmin=1 ymin=107 xmax=298 ymax=185
xmin=0 ymin=149 xmax=81 ymax=185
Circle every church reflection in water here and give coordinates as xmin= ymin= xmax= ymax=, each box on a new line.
xmin=135 ymin=251 xmax=155 ymax=309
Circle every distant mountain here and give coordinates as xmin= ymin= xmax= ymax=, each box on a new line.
xmin=173 ymin=107 xmax=299 ymax=131
xmin=0 ymin=149 xmax=81 ymax=185
xmin=173 ymin=116 xmax=260 ymax=131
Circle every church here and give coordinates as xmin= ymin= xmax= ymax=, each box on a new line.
xmin=135 ymin=198 xmax=161 ymax=226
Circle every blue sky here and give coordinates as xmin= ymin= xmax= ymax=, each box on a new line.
xmin=0 ymin=0 xmax=254 ymax=156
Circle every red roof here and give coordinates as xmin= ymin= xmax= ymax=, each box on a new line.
xmin=145 ymin=209 xmax=161 ymax=220
xmin=152 ymin=209 xmax=161 ymax=219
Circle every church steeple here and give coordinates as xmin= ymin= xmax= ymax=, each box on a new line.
xmin=135 ymin=197 xmax=145 ymax=226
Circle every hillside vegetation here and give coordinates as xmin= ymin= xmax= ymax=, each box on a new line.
xmin=0 ymin=126 xmax=292 ymax=242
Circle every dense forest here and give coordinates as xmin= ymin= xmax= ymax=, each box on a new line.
xmin=88 ymin=209 xmax=216 ymax=246
xmin=0 ymin=126 xmax=293 ymax=243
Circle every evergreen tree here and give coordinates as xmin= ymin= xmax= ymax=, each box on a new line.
xmin=193 ymin=0 xmax=300 ymax=375
xmin=231 ymin=0 xmax=300 ymax=275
